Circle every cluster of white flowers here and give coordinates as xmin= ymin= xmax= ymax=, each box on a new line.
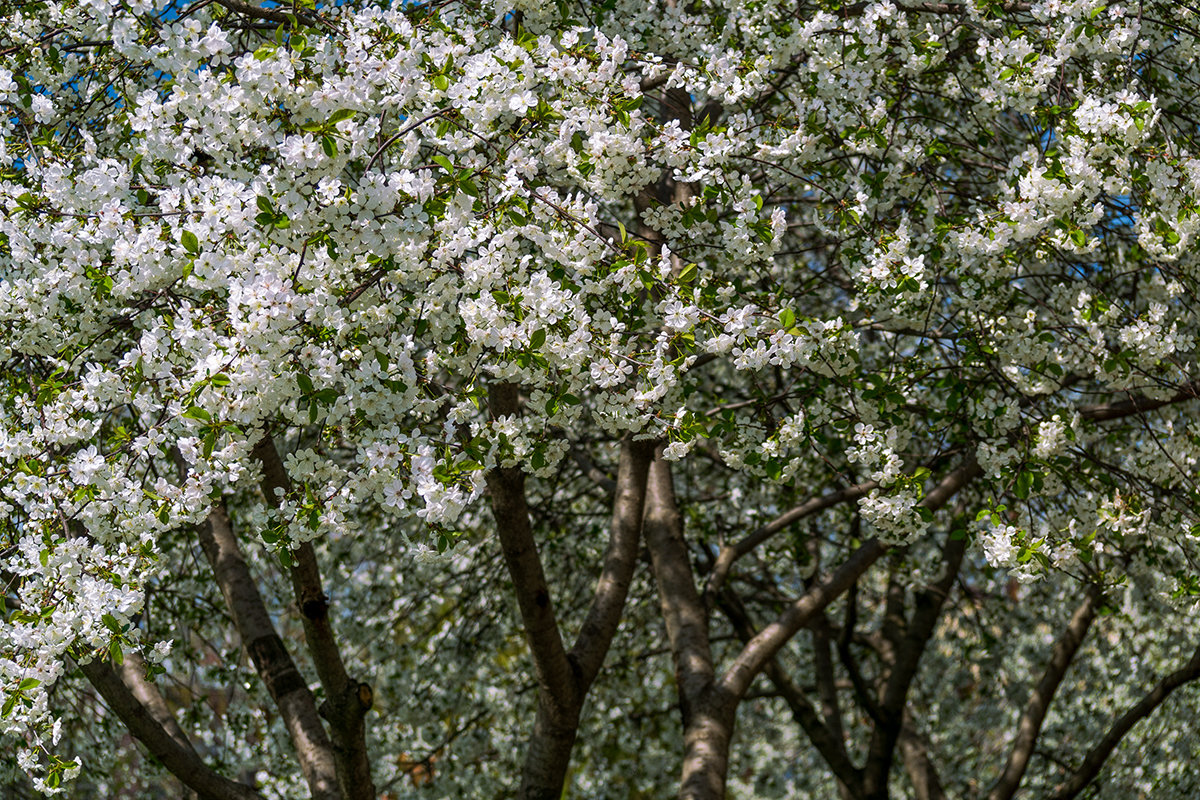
xmin=858 ymin=487 xmax=927 ymax=544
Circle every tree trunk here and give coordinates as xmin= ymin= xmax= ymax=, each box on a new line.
xmin=519 ymin=696 xmax=583 ymax=800
xmin=679 ymin=698 xmax=736 ymax=800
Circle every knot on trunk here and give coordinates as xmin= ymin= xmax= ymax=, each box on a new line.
xmin=300 ymin=591 xmax=329 ymax=621
xmin=356 ymin=682 xmax=374 ymax=711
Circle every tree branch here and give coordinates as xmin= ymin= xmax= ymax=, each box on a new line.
xmin=1049 ymin=641 xmax=1200 ymax=800
xmin=569 ymin=436 xmax=655 ymax=689
xmin=863 ymin=526 xmax=968 ymax=799
xmin=720 ymin=457 xmax=979 ymax=702
xmin=214 ymin=0 xmax=316 ymax=25
xmin=643 ymin=444 xmax=738 ymax=800
xmin=720 ymin=537 xmax=888 ymax=702
xmin=1077 ymin=379 xmax=1200 ymax=422
xmin=645 ymin=449 xmax=716 ymax=718
xmin=485 ymin=384 xmax=586 ymax=800
xmin=704 ymin=480 xmax=878 ymax=603
xmin=987 ymin=584 xmax=1102 ymax=800
xmin=253 ymin=437 xmax=375 ymax=800
xmin=718 ymin=591 xmax=863 ymax=797
xmin=484 ymin=385 xmax=574 ymax=706
xmin=898 ymin=715 xmax=947 ymax=800
xmin=79 ymin=656 xmax=264 ymax=800
xmin=198 ymin=503 xmax=340 ymax=800
xmin=118 ymin=650 xmax=193 ymax=751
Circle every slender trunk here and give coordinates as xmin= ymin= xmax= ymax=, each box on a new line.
xmin=643 ymin=451 xmax=737 ymax=800
xmin=255 ymin=438 xmax=376 ymax=800
xmin=486 ymin=385 xmax=653 ymax=799
xmin=519 ymin=697 xmax=583 ymax=800
xmin=198 ymin=504 xmax=340 ymax=800
xmin=679 ymin=698 xmax=737 ymax=800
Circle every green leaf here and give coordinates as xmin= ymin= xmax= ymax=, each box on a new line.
xmin=297 ymin=373 xmax=315 ymax=394
xmin=182 ymin=406 xmax=212 ymax=423
xmin=313 ymin=388 xmax=340 ymax=404
xmin=328 ymin=108 xmax=356 ymax=124
xmin=778 ymin=308 xmax=796 ymax=329
xmin=181 ymin=229 xmax=199 ymax=255
xmin=1015 ymin=469 xmax=1034 ymax=499
xmin=321 ymin=134 xmax=337 ymax=158
xmin=530 ymin=329 xmax=547 ymax=350
xmin=432 ymin=155 xmax=454 ymax=172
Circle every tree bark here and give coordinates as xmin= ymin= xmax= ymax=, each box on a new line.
xmin=897 ymin=716 xmax=946 ymax=800
xmin=678 ymin=697 xmax=738 ymax=800
xmin=862 ymin=528 xmax=968 ymax=799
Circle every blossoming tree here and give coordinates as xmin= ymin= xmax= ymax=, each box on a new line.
xmin=2 ymin=0 xmax=1200 ymax=797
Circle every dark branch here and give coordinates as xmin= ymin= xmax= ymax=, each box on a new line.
xmin=198 ymin=503 xmax=340 ymax=800
xmin=1077 ymin=379 xmax=1200 ymax=422
xmin=721 ymin=457 xmax=980 ymax=702
xmin=254 ymin=437 xmax=376 ymax=800
xmin=1049 ymin=642 xmax=1200 ymax=800
xmin=705 ymin=480 xmax=878 ymax=602
xmin=863 ymin=525 xmax=968 ymax=799
xmin=987 ymin=584 xmax=1101 ymax=800
xmin=214 ymin=0 xmax=316 ymax=25
xmin=80 ymin=656 xmax=264 ymax=800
